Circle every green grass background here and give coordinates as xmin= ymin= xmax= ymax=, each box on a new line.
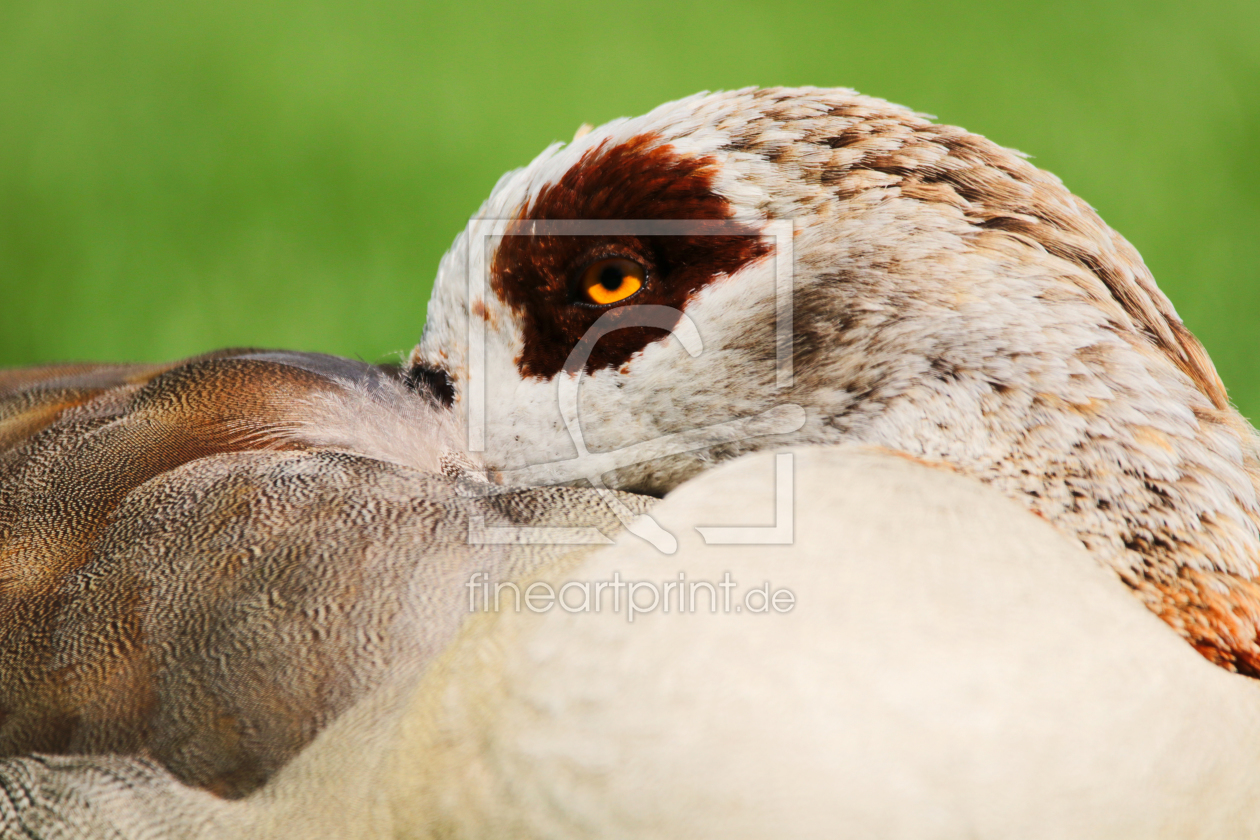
xmin=2 ymin=0 xmax=1258 ymax=412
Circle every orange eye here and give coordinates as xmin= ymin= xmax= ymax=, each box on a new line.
xmin=579 ymin=258 xmax=645 ymax=305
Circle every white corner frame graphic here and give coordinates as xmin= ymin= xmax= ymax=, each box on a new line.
xmin=464 ymin=219 xmax=796 ymax=552
xmin=695 ymin=452 xmax=794 ymax=545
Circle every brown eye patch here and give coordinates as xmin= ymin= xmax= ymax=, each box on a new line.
xmin=491 ymin=133 xmax=772 ymax=380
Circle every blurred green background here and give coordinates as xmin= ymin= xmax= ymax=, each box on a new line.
xmin=2 ymin=0 xmax=1258 ymax=412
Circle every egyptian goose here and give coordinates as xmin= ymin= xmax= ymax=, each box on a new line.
xmin=3 ymin=87 xmax=1259 ymax=838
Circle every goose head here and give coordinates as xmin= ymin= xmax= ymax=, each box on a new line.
xmin=408 ymin=86 xmax=1260 ymax=674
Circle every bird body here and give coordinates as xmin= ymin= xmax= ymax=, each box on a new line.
xmin=3 ymin=86 xmax=1260 ymax=837
xmin=0 ymin=351 xmax=647 ymax=798
xmin=6 ymin=449 xmax=1260 ymax=839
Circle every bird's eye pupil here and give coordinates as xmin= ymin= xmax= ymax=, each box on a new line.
xmin=578 ymin=257 xmax=645 ymax=305
xmin=599 ymin=266 xmax=624 ymax=290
